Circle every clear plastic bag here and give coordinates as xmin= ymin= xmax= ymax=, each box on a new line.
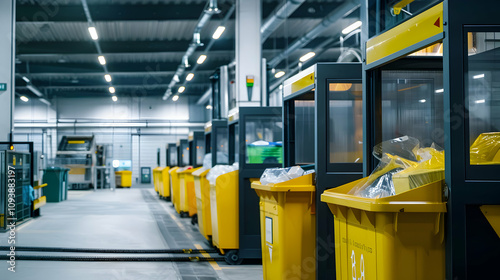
xmin=260 ymin=166 xmax=305 ymax=185
xmin=349 ymin=136 xmax=445 ymax=198
xmin=206 ymin=163 xmax=239 ymax=185
xmin=203 ymin=153 xmax=212 ymax=170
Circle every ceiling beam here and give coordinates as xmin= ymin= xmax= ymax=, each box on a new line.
xmin=14 ymin=70 xmax=214 ymax=78
xmin=16 ymin=2 xmax=342 ymax=22
xmin=16 ymin=38 xmax=237 ymax=55
xmin=15 ymin=59 xmax=234 ymax=74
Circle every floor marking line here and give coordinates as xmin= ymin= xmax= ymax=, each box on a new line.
xmin=194 ymin=243 xmax=221 ymax=271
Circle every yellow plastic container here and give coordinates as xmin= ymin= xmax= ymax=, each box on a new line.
xmin=193 ymin=167 xmax=211 ymax=240
xmin=187 ymin=171 xmax=199 ymax=217
xmin=115 ymin=170 xmax=132 ymax=188
xmin=153 ymin=167 xmax=162 ymax=193
xmin=178 ymin=167 xmax=201 ymax=217
xmin=251 ymin=173 xmax=316 ymax=280
xmin=321 ymin=178 xmax=447 ymax=280
xmin=210 ymin=170 xmax=239 ymax=253
xmin=160 ymin=167 xmax=171 ymax=199
xmin=169 ymin=167 xmax=180 ymax=213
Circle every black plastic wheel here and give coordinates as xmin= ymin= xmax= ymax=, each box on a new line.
xmin=191 ymin=214 xmax=198 ymax=225
xmin=224 ymin=250 xmax=243 ymax=265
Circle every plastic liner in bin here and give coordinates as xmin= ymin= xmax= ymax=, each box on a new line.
xmin=349 ymin=136 xmax=445 ymax=198
xmin=259 ymin=166 xmax=311 ymax=185
xmin=470 ymin=132 xmax=500 ymax=165
xmin=206 ymin=163 xmax=239 ymax=185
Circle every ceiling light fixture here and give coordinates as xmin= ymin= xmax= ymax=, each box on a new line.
xmin=275 ymin=71 xmax=285 ymax=78
xmin=104 ymin=74 xmax=112 ymax=82
xmin=342 ymin=20 xmax=362 ymax=35
xmin=419 ymin=99 xmax=427 ymax=103
xmin=206 ymin=105 xmax=213 ymax=109
xmin=299 ymin=52 xmax=316 ymax=62
xmin=473 ymin=73 xmax=485 ymax=79
xmin=197 ymin=55 xmax=207 ymax=64
xmin=178 ymin=86 xmax=186 ymax=93
xmin=22 ymin=76 xmax=30 ymax=83
xmin=186 ymin=73 xmax=194 ymax=81
xmin=109 ymin=87 xmax=115 ymax=94
xmin=112 ymin=96 xmax=118 ymax=102
xmin=172 ymin=95 xmax=179 ymax=101
xmin=20 ymin=96 xmax=29 ymax=102
xmin=435 ymin=88 xmax=444 ymax=93
xmin=98 ymin=56 xmax=106 ymax=65
xmin=212 ymin=26 xmax=226 ymax=39
xmin=88 ymin=26 xmax=98 ymax=40
xmin=475 ymin=99 xmax=486 ymax=104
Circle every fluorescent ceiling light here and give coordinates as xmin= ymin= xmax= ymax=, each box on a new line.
xmin=419 ymin=99 xmax=427 ymax=103
xmin=186 ymin=73 xmax=194 ymax=81
xmin=109 ymin=87 xmax=115 ymax=94
xmin=98 ymin=56 xmax=106 ymax=65
xmin=475 ymin=99 xmax=486 ymax=104
xmin=206 ymin=105 xmax=213 ymax=109
xmin=299 ymin=52 xmax=316 ymax=62
xmin=435 ymin=88 xmax=444 ymax=93
xmin=473 ymin=73 xmax=484 ymax=79
xmin=172 ymin=95 xmax=179 ymax=101
xmin=173 ymin=75 xmax=180 ymax=82
xmin=22 ymin=76 xmax=30 ymax=83
xmin=39 ymin=98 xmax=51 ymax=106
xmin=275 ymin=71 xmax=285 ymax=78
xmin=178 ymin=86 xmax=186 ymax=93
xmin=20 ymin=96 xmax=29 ymax=102
xmin=212 ymin=26 xmax=226 ymax=39
xmin=197 ymin=55 xmax=207 ymax=64
xmin=88 ymin=27 xmax=98 ymax=40
xmin=112 ymin=96 xmax=118 ymax=102
xmin=342 ymin=20 xmax=362 ymax=35
xmin=104 ymin=74 xmax=112 ymax=82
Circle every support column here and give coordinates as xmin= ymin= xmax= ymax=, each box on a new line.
xmin=235 ymin=0 xmax=261 ymax=107
xmin=0 ymin=0 xmax=15 ymax=141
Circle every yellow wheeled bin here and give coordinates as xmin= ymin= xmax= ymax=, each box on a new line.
xmin=169 ymin=167 xmax=180 ymax=212
xmin=210 ymin=170 xmax=239 ymax=254
xmin=160 ymin=167 xmax=171 ymax=200
xmin=178 ymin=167 xmax=201 ymax=217
xmin=321 ymin=178 xmax=447 ymax=280
xmin=193 ymin=167 xmax=211 ymax=240
xmin=153 ymin=167 xmax=162 ymax=193
xmin=115 ymin=170 xmax=132 ymax=188
xmin=251 ymin=173 xmax=316 ymax=280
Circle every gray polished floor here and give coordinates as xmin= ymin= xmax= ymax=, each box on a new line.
xmin=0 ymin=189 xmax=262 ymax=280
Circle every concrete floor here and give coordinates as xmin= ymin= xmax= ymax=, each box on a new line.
xmin=0 ymin=189 xmax=263 ymax=280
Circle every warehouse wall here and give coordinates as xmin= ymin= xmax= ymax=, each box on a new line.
xmin=13 ymin=96 xmax=207 ymax=188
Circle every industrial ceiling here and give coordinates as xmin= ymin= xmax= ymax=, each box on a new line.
xmin=14 ymin=0 xmax=360 ymax=101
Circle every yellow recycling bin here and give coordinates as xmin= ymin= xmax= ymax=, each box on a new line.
xmin=169 ymin=167 xmax=180 ymax=212
xmin=210 ymin=170 xmax=239 ymax=253
xmin=115 ymin=170 xmax=132 ymax=188
xmin=321 ymin=178 xmax=447 ymax=280
xmin=251 ymin=173 xmax=316 ymax=280
xmin=160 ymin=167 xmax=171 ymax=200
xmin=193 ymin=167 xmax=211 ymax=240
xmin=178 ymin=167 xmax=201 ymax=217
xmin=153 ymin=167 xmax=162 ymax=193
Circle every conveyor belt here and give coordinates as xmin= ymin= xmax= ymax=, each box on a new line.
xmin=0 ymin=255 xmax=225 ymax=262
xmin=0 ymin=246 xmax=218 ymax=254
